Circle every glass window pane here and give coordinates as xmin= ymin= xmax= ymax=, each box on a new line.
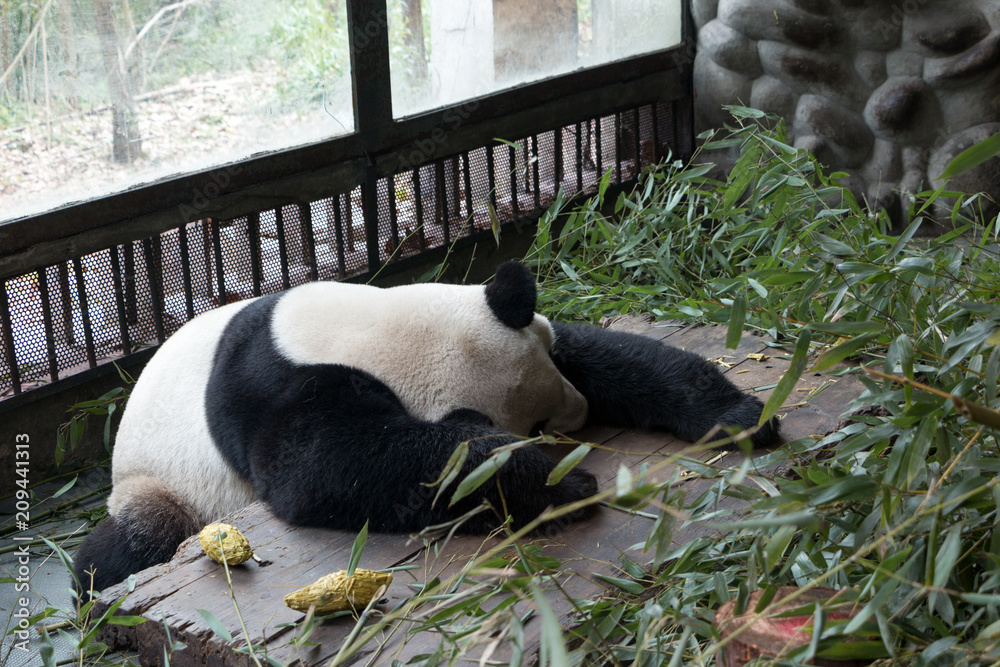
xmin=388 ymin=0 xmax=682 ymax=118
xmin=0 ymin=0 xmax=354 ymax=223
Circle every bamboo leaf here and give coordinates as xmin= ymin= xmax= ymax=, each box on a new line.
xmin=675 ymin=163 xmax=715 ymax=181
xmin=758 ymin=271 xmax=815 ymax=286
xmin=810 ymin=475 xmax=879 ymax=506
xmin=39 ymin=630 xmax=56 ymax=667
xmin=346 ymin=520 xmax=368 ymax=577
xmin=547 ymin=444 xmax=591 ymax=486
xmin=936 ymin=131 xmax=1000 ymax=181
xmin=933 ymin=526 xmax=962 ymax=589
xmin=763 ymin=525 xmax=796 ymax=572
xmin=812 ymin=332 xmax=878 ymax=371
xmin=450 ymin=449 xmax=512 ymax=507
xmin=593 ymin=574 xmax=645 ymax=595
xmin=809 ymin=321 xmax=883 ymax=335
xmin=51 ymin=475 xmax=78 ymax=499
xmin=530 ymin=582 xmax=570 ymax=667
xmin=760 ymin=329 xmax=811 ymax=425
xmin=107 ymin=616 xmax=148 ymax=627
xmin=488 ymin=203 xmax=501 ymax=246
xmin=726 ymin=296 xmax=746 ymax=350
xmin=816 ymin=641 xmax=891 ymax=660
xmin=196 ymin=609 xmax=233 ymax=643
xmin=431 ymin=442 xmax=469 ymax=509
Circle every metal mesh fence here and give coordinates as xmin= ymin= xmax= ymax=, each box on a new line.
xmin=1 ymin=101 xmax=688 ymax=399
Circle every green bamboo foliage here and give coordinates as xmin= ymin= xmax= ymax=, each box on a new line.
xmin=521 ymin=107 xmax=1000 ymax=665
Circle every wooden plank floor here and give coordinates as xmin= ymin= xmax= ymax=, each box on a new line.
xmin=93 ymin=320 xmax=866 ymax=666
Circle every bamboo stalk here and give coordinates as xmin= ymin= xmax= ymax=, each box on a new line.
xmin=864 ymin=366 xmax=1000 ymax=429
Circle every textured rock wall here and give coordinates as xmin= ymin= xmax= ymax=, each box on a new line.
xmin=693 ymin=0 xmax=1000 ymax=228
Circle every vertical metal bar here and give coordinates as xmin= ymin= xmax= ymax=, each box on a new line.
xmin=679 ymin=0 xmax=697 ymax=161
xmin=651 ymin=103 xmax=661 ymax=163
xmin=486 ymin=145 xmax=497 ymax=216
xmin=633 ymin=106 xmax=641 ymax=176
xmin=108 ymin=247 xmax=133 ymax=356
xmin=670 ymin=100 xmax=680 ymax=157
xmin=142 ymin=239 xmax=166 ymax=344
xmin=123 ymin=243 xmax=138 ymax=324
xmin=509 ymin=143 xmax=519 ymax=220
xmin=361 ymin=181 xmax=381 ymax=273
xmin=596 ymin=117 xmax=603 ymax=178
xmin=57 ymin=263 xmax=74 ymax=345
xmin=679 ymin=95 xmax=696 ymax=161
xmin=345 ymin=192 xmax=356 ymax=250
xmin=615 ymin=112 xmax=623 ymax=183
xmin=554 ymin=129 xmax=564 ymax=196
xmin=202 ymin=222 xmax=214 ymax=300
xmin=450 ymin=158 xmax=461 ymax=225
xmin=298 ymin=204 xmax=319 ymax=282
xmin=275 ymin=208 xmax=291 ymax=290
xmin=35 ymin=269 xmax=60 ymax=382
xmin=178 ymin=224 xmax=196 ymax=319
xmin=210 ymin=219 xmax=227 ymax=306
xmin=247 ymin=213 xmax=263 ymax=296
xmin=333 ymin=196 xmax=347 ymax=280
xmin=462 ymin=153 xmax=474 ymax=234
xmin=531 ymin=136 xmax=540 ymax=211
xmin=575 ymin=122 xmax=583 ymax=192
xmin=413 ymin=169 xmax=426 ymax=249
xmin=71 ymin=258 xmax=97 ymax=368
xmin=0 ymin=280 xmax=21 ymax=394
xmin=437 ymin=161 xmax=449 ymax=245
xmin=388 ymin=174 xmax=399 ymax=252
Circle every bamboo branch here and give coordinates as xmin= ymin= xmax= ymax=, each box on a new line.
xmin=864 ymin=366 xmax=1000 ymax=429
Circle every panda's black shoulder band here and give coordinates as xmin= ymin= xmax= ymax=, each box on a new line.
xmin=485 ymin=261 xmax=537 ymax=329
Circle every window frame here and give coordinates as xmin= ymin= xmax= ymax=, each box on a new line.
xmin=0 ymin=0 xmax=693 ymax=282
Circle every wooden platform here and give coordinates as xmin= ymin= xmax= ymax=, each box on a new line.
xmin=93 ymin=320 xmax=866 ymax=666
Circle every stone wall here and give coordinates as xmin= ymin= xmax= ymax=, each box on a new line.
xmin=693 ymin=0 xmax=1000 ymax=228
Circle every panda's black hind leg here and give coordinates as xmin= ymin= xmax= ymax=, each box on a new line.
xmin=73 ymin=477 xmax=200 ymax=601
xmin=550 ymin=321 xmax=780 ymax=448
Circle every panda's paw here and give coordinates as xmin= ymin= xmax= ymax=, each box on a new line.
xmin=556 ymin=466 xmax=599 ymax=502
xmin=718 ymin=394 xmax=782 ymax=449
xmin=531 ymin=467 xmax=599 ymax=536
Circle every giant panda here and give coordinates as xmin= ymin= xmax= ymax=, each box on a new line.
xmin=73 ymin=262 xmax=778 ymax=595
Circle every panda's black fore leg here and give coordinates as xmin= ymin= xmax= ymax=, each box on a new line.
xmin=549 ymin=321 xmax=780 ymax=448
xmin=246 ymin=366 xmax=598 ymax=535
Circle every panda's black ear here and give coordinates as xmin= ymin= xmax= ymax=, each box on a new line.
xmin=485 ymin=261 xmax=537 ymax=329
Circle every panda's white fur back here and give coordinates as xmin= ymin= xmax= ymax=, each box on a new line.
xmin=270 ymin=281 xmax=587 ymax=435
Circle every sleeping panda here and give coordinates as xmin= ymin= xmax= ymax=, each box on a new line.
xmin=73 ymin=262 xmax=778 ymax=594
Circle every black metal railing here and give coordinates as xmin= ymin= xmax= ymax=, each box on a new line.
xmin=0 ymin=0 xmax=695 ymax=409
